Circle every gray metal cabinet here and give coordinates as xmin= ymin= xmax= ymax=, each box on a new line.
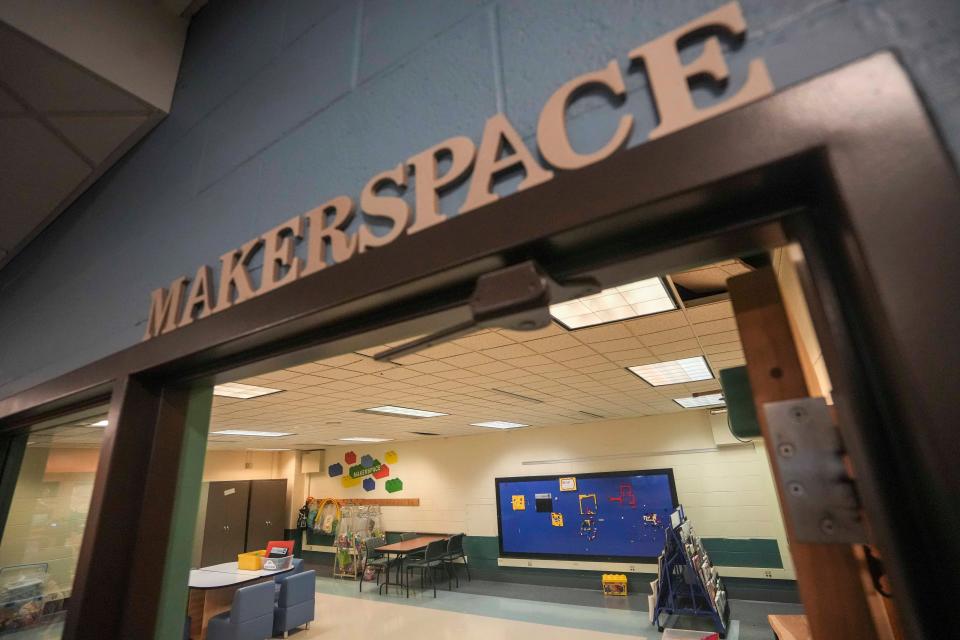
xmin=245 ymin=479 xmax=287 ymax=551
xmin=199 ymin=479 xmax=288 ymax=566
xmin=200 ymin=480 xmax=251 ymax=566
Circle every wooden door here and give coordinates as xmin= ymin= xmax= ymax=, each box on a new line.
xmin=201 ymin=481 xmax=251 ymax=565
xmin=245 ymin=479 xmax=287 ymax=551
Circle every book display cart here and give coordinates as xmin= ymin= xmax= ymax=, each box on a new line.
xmin=653 ymin=507 xmax=729 ymax=638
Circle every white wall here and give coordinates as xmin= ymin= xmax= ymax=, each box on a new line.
xmin=307 ymin=411 xmax=795 ymax=579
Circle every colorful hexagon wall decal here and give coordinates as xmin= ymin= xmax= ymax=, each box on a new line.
xmin=328 ymin=463 xmax=343 ymax=477
xmin=385 ymin=478 xmax=403 ymax=493
xmin=344 ymin=451 xmax=357 ymax=464
xmin=373 ymin=464 xmax=390 ymax=479
xmin=384 ymin=450 xmax=398 ymax=464
xmin=363 ymin=477 xmax=376 ymax=492
xmin=341 ymin=475 xmax=361 ymax=488
xmin=360 ymin=454 xmax=375 ymax=468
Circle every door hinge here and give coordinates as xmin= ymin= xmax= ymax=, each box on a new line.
xmin=763 ymin=397 xmax=867 ymax=544
xmin=374 ymin=261 xmax=598 ymax=361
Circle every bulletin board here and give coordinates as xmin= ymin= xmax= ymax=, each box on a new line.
xmin=495 ymin=469 xmax=679 ymax=562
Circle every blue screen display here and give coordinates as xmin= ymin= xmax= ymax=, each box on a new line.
xmin=496 ymin=470 xmax=677 ymax=560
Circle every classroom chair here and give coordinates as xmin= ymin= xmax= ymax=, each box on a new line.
xmin=405 ymin=540 xmax=448 ymax=598
xmin=443 ymin=533 xmax=470 ymax=586
xmin=273 ymin=570 xmax=316 ymax=638
xmin=206 ymin=581 xmax=274 ymax=640
xmin=359 ymin=536 xmax=391 ymax=592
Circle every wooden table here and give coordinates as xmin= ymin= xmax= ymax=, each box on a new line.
xmin=768 ymin=614 xmax=812 ymax=640
xmin=374 ymin=535 xmax=448 ymax=595
xmin=187 ymin=561 xmax=294 ymax=639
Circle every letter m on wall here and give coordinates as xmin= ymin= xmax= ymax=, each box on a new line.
xmin=143 ymin=277 xmax=188 ymax=340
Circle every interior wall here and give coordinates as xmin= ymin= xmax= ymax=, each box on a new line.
xmin=2 ymin=0 xmax=958 ymax=400
xmin=307 ymin=411 xmax=794 ymax=579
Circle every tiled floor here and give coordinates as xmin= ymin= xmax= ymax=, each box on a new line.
xmin=303 ymin=576 xmax=744 ymax=639
xmin=5 ymin=576 xmax=801 ymax=639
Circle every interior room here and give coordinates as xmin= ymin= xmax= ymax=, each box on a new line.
xmin=171 ymin=251 xmax=827 ymax=640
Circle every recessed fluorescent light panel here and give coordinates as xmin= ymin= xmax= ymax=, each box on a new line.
xmin=213 ymin=383 xmax=283 ymax=399
xmin=550 ymin=277 xmax=676 ymax=330
xmin=362 ymin=406 xmax=448 ymax=418
xmin=339 ymin=437 xmax=393 ymax=443
xmin=87 ymin=419 xmax=109 ymax=427
xmin=628 ymin=356 xmax=713 ymax=386
xmin=210 ymin=430 xmax=293 ymax=437
xmin=470 ymin=421 xmax=529 ymax=430
xmin=673 ymin=393 xmax=725 ymax=408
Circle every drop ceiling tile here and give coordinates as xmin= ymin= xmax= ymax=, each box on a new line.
xmin=502 ymin=354 xmax=554 ymax=368
xmin=564 ymin=354 xmax=610 ymax=369
xmin=482 ymin=343 xmax=539 ymax=360
xmin=387 ymin=353 xmax=431 ymax=365
xmin=640 ymin=326 xmax=696 ymax=346
xmin=701 ymin=341 xmax=743 ymax=355
xmin=548 ymin=345 xmax=596 ymax=362
xmin=317 ymin=379 xmax=363 ymax=392
xmin=571 ymin=324 xmax=633 ymax=343
xmin=286 ymin=362 xmax=332 ymax=374
xmin=590 ymin=337 xmax=646 ymax=354
xmin=378 ymin=367 xmax=423 ymax=381
xmin=442 ymin=352 xmax=497 ymax=368
xmin=525 ymin=363 xmax=569 ymax=374
xmin=578 ymin=362 xmax=620 ymax=374
xmin=604 ymin=348 xmax=654 ymax=362
xmin=467 ymin=361 xmax=515 ymax=375
xmin=685 ymin=301 xmax=734 ymax=324
xmin=624 ymin=311 xmax=688 ymax=336
xmin=649 ymin=347 xmax=705 ymax=361
xmin=524 ymin=334 xmax=582 ymax=353
xmin=404 ymin=360 xmax=457 ymax=374
xmin=697 ymin=331 xmax=741 ymax=346
xmin=312 ymin=367 xmax=366 ymax=380
xmin=691 ymin=318 xmax=738 ymax=336
xmin=648 ymin=339 xmax=702 ymax=356
xmin=342 ymin=358 xmax=395 ymax=373
xmin=404 ymin=374 xmax=449 ymax=386
xmin=419 ymin=342 xmax=471 ymax=359
xmin=318 ymin=353 xmax=365 ymax=367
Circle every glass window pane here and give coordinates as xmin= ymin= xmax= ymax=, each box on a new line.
xmin=0 ymin=407 xmax=108 ymax=638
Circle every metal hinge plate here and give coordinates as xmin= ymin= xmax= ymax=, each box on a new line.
xmin=763 ymin=397 xmax=867 ymax=544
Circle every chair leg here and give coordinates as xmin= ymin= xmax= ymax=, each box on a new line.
xmin=359 ymin=561 xmax=365 ymax=592
xmin=463 ymin=555 xmax=470 ymax=581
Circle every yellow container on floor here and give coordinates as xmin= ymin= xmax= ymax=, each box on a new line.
xmin=238 ymin=550 xmax=265 ymax=570
xmin=602 ymin=573 xmax=627 ymax=596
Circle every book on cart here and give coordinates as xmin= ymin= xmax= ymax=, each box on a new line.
xmin=652 ymin=505 xmax=730 ymax=638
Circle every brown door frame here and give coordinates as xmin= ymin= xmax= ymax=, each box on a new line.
xmin=0 ymin=52 xmax=956 ymax=638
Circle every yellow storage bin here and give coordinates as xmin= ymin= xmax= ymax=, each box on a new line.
xmin=238 ymin=550 xmax=265 ymax=570
xmin=601 ymin=573 xmax=627 ymax=596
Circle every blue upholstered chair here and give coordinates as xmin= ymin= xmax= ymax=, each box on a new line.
xmin=206 ymin=581 xmax=274 ymax=640
xmin=274 ymin=558 xmax=304 ymax=584
xmin=273 ymin=570 xmax=316 ymax=638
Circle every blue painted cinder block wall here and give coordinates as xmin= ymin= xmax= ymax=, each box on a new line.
xmin=1 ymin=0 xmax=958 ymax=398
